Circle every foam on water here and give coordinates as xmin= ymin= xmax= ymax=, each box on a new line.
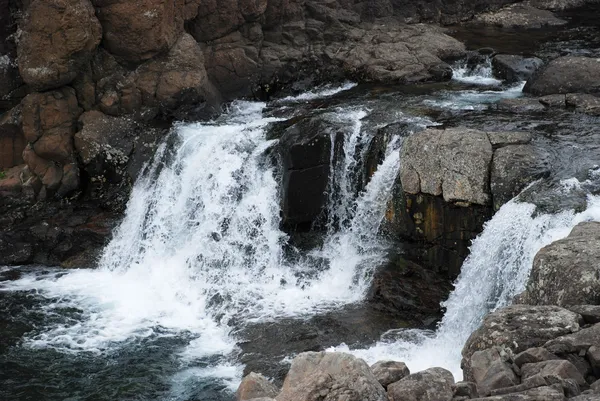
xmin=275 ymin=82 xmax=357 ymax=103
xmin=452 ymin=58 xmax=502 ymax=86
xmin=330 ymin=194 xmax=600 ymax=379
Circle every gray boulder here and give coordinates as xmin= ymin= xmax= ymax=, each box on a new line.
xmin=544 ymin=323 xmax=600 ymax=354
xmin=464 ymin=347 xmax=518 ymax=396
xmin=463 ymin=305 xmax=581 ymax=360
xmin=566 ymin=94 xmax=600 ymax=116
xmin=276 ymin=352 xmax=387 ymax=401
xmin=236 ymin=372 xmax=279 ymax=400
xmin=496 ymin=98 xmax=546 ymax=113
xmin=400 ymin=128 xmax=493 ymax=205
xmin=370 ymin=360 xmax=410 ymax=388
xmin=387 ymin=367 xmax=455 ymax=401
xmin=472 ymin=4 xmax=567 ymax=29
xmin=524 ymin=57 xmax=600 ymax=96
xmin=568 ymin=306 xmax=600 ymax=325
xmin=492 ymin=55 xmax=544 ymax=83
xmin=524 ymin=222 xmax=600 ymax=306
xmin=521 ymin=360 xmax=586 ymax=386
xmin=470 ymin=385 xmax=565 ymax=400
xmin=514 ymin=348 xmax=560 ymax=368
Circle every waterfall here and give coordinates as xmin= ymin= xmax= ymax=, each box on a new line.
xmin=331 ymin=194 xmax=600 ymax=379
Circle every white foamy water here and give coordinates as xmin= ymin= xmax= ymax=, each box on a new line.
xmin=331 ymin=194 xmax=600 ymax=379
xmin=0 ymin=101 xmax=405 ymax=388
xmin=452 ymin=58 xmax=502 ymax=86
xmin=276 ymin=82 xmax=357 ymax=103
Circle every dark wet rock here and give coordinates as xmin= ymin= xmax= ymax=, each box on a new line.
xmin=496 ymin=98 xmax=547 ymax=113
xmin=539 ymin=94 xmax=566 ymax=108
xmin=454 ymin=381 xmax=479 ymax=398
xmin=514 ymin=348 xmax=560 ymax=368
xmin=0 ymin=106 xmax=25 ymax=169
xmin=524 ymin=57 xmax=600 ymax=96
xmin=490 ymin=144 xmax=550 ymax=210
xmin=237 ymin=372 xmax=279 ymax=401
xmin=463 ymin=305 xmax=581 ymax=361
xmin=567 ymin=306 xmax=600 ymax=325
xmin=526 ymin=0 xmax=599 ymax=11
xmin=523 ymin=222 xmax=600 ymax=306
xmin=571 ymin=394 xmax=600 ymax=401
xmin=487 ymin=131 xmax=532 ymax=147
xmin=387 ymin=367 xmax=455 ymax=401
xmin=236 ymin=304 xmax=422 ymax=382
xmin=463 ymin=347 xmax=518 ymax=396
xmin=370 ymin=361 xmax=410 ymax=388
xmin=492 ymin=55 xmax=544 ymax=83
xmin=17 ymin=0 xmax=102 ymax=91
xmin=275 ymin=352 xmax=387 ymax=401
xmin=566 ymin=94 xmax=600 ymax=116
xmin=521 ymin=360 xmax=586 ymax=386
xmin=471 ymin=4 xmax=567 ymax=29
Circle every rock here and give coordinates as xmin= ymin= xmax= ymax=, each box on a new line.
xmin=464 ymin=347 xmax=518 ymax=396
xmin=275 ymin=352 xmax=387 ymax=401
xmin=544 ymin=323 xmax=600 ymax=354
xmin=490 ymin=144 xmax=549 ymax=210
xmin=566 ymin=94 xmax=600 ymax=116
xmin=370 ymin=361 xmax=410 ymax=388
xmin=187 ymin=0 xmax=247 ymax=42
xmin=472 ymin=4 xmax=567 ymax=29
xmin=487 ymin=131 xmax=533 ymax=147
xmin=454 ymin=381 xmax=479 ymax=398
xmin=570 ymin=394 xmax=600 ymax=401
xmin=526 ymin=0 xmax=597 ymax=11
xmin=523 ymin=222 xmax=600 ymax=306
xmin=514 ymin=348 xmax=560 ymax=368
xmin=587 ymin=346 xmax=600 ymax=376
xmin=539 ymin=94 xmax=566 ymax=108
xmin=496 ymin=98 xmax=547 ymax=113
xmin=93 ymin=0 xmax=184 ymax=63
xmin=0 ymin=106 xmax=25 ymax=169
xmin=463 ymin=305 xmax=581 ymax=360
xmin=488 ymin=374 xmax=547 ymax=396
xmin=492 ymin=55 xmax=544 ymax=83
xmin=521 ymin=360 xmax=586 ymax=386
xmin=567 ymin=306 xmax=600 ymax=325
xmin=17 ymin=0 xmax=102 ymax=90
xmin=387 ymin=367 xmax=455 ymax=401
xmin=470 ymin=385 xmax=565 ymax=400
xmin=400 ymin=128 xmax=493 ymax=205
xmin=236 ymin=372 xmax=279 ymax=400
xmin=524 ymin=57 xmax=600 ymax=96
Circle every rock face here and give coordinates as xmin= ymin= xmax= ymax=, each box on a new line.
xmin=276 ymin=352 xmax=387 ymax=401
xmin=370 ymin=361 xmax=411 ymax=388
xmin=17 ymin=0 xmax=102 ymax=90
xmin=387 ymin=367 xmax=455 ymax=401
xmin=492 ymin=55 xmax=544 ymax=83
xmin=386 ymin=128 xmax=544 ymax=277
xmin=462 ymin=305 xmax=581 ymax=360
xmin=0 ymin=106 xmax=25 ymax=169
xmin=524 ymin=57 xmax=600 ymax=96
xmin=524 ymin=222 xmax=600 ymax=306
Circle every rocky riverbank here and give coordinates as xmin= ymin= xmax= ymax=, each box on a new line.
xmin=235 ymin=221 xmax=600 ymax=401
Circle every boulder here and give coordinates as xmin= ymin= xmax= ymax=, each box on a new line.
xmin=521 ymin=360 xmax=586 ymax=386
xmin=387 ymin=367 xmax=455 ymax=401
xmin=496 ymin=98 xmax=547 ymax=113
xmin=187 ymin=0 xmax=247 ymax=42
xmin=544 ymin=323 xmax=600 ymax=354
xmin=400 ymin=128 xmax=493 ymax=205
xmin=523 ymin=222 xmax=600 ymax=306
xmin=463 ymin=305 xmax=581 ymax=360
xmin=472 ymin=4 xmax=567 ymax=29
xmin=571 ymin=394 xmax=600 ymax=401
xmin=93 ymin=0 xmax=184 ymax=63
xmin=566 ymin=94 xmax=600 ymax=116
xmin=524 ymin=57 xmax=600 ymax=96
xmin=469 ymin=385 xmax=565 ymax=400
xmin=370 ymin=361 xmax=410 ymax=388
xmin=17 ymin=0 xmax=102 ymax=90
xmin=539 ymin=94 xmax=566 ymax=108
xmin=275 ymin=352 xmax=387 ymax=401
xmin=454 ymin=381 xmax=479 ymax=398
xmin=236 ymin=372 xmax=279 ymax=401
xmin=464 ymin=347 xmax=518 ymax=396
xmin=514 ymin=348 xmax=560 ymax=368
xmin=0 ymin=106 xmax=25 ymax=169
xmin=567 ymin=306 xmax=600 ymax=325
xmin=490 ymin=144 xmax=550 ymax=210
xmin=492 ymin=55 xmax=544 ymax=83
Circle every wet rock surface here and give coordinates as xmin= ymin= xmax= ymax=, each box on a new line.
xmin=524 ymin=56 xmax=600 ymax=96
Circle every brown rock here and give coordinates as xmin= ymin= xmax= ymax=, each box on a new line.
xmin=545 ymin=323 xmax=600 ymax=355
xmin=236 ymin=372 xmax=278 ymax=401
xmin=94 ymin=0 xmax=184 ymax=63
xmin=514 ymin=348 xmax=560 ymax=368
xmin=17 ymin=0 xmax=101 ymax=90
xmin=188 ymin=0 xmax=245 ymax=42
xmin=0 ymin=106 xmax=25 ymax=169
xmin=387 ymin=367 xmax=455 ymax=401
xmin=370 ymin=360 xmax=410 ymax=388
xmin=521 ymin=360 xmax=585 ymax=386
xmin=464 ymin=347 xmax=518 ymax=396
